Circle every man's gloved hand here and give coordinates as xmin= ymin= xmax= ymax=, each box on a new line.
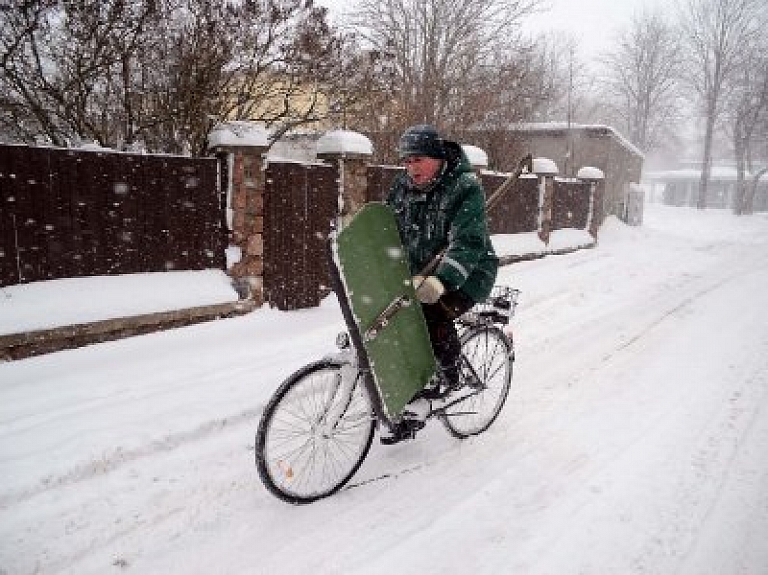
xmin=412 ymin=275 xmax=445 ymax=304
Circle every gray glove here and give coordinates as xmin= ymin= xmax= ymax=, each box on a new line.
xmin=412 ymin=275 xmax=445 ymax=304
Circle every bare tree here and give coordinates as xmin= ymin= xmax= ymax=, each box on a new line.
xmin=599 ymin=10 xmax=682 ymax=153
xmin=214 ymin=0 xmax=341 ymax=145
xmin=729 ymin=65 xmax=768 ymax=214
xmin=679 ymin=0 xmax=764 ymax=208
xmin=444 ymin=40 xmax=567 ymax=170
xmin=522 ymin=33 xmax=595 ymax=124
xmin=0 ymin=0 xmax=341 ymax=154
xmin=722 ymin=17 xmax=768 ymax=214
xmin=322 ymin=32 xmax=399 ymax=133
xmin=350 ymin=0 xmax=540 ymax=141
xmin=1 ymin=0 xmax=159 ymax=147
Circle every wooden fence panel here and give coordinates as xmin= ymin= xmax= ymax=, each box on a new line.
xmin=366 ymin=165 xmax=403 ymax=202
xmin=263 ymin=163 xmax=297 ymax=309
xmin=47 ymin=149 xmax=78 ymax=279
xmin=552 ymin=179 xmax=591 ymax=230
xmin=138 ymin=154 xmax=169 ymax=272
xmin=0 ymin=146 xmax=50 ymax=284
xmin=0 ymin=146 xmax=28 ymax=285
xmin=0 ymin=149 xmax=16 ymax=286
xmin=0 ymin=144 xmax=223 ymax=288
xmin=307 ymin=163 xmax=339 ymax=297
xmin=166 ymin=158 xmax=212 ymax=271
xmin=484 ymin=174 xmax=539 ymax=235
xmin=116 ymin=153 xmax=143 ymax=273
xmin=263 ymin=161 xmax=338 ymax=310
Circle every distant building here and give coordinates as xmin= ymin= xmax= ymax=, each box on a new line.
xmin=643 ymin=166 xmax=768 ymax=211
xmin=473 ymin=123 xmax=644 ymax=221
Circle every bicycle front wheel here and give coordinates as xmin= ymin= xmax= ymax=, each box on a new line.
xmin=440 ymin=326 xmax=512 ymax=438
xmin=255 ymin=359 xmax=375 ymax=504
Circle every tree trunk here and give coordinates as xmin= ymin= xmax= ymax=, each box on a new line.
xmin=732 ymin=129 xmax=747 ymax=215
xmin=743 ymin=167 xmax=768 ymax=215
xmin=698 ymin=111 xmax=715 ymax=210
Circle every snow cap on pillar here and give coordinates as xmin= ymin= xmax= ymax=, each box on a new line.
xmin=316 ymin=130 xmax=373 ymax=158
xmin=462 ymin=144 xmax=489 ymax=169
xmin=532 ymin=157 xmax=559 ymax=175
xmin=207 ymin=121 xmax=270 ymax=150
xmin=577 ymin=166 xmax=605 ymax=181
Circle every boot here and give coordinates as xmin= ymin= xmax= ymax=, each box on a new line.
xmin=379 ymin=398 xmax=430 ymax=445
xmin=380 ymin=418 xmax=426 ymax=445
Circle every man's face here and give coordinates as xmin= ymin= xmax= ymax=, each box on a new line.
xmin=403 ymin=155 xmax=442 ymax=187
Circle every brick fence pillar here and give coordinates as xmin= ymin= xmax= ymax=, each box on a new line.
xmin=208 ymin=122 xmax=270 ymax=302
xmin=316 ymin=130 xmax=374 ymax=225
xmin=533 ymin=157 xmax=559 ymax=245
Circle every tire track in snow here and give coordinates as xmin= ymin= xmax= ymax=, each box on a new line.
xmin=598 ymin=260 xmax=766 ymax=364
xmin=0 ymin=403 xmax=265 ymax=509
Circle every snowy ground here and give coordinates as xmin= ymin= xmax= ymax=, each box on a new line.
xmin=1 ymin=204 xmax=767 ymax=575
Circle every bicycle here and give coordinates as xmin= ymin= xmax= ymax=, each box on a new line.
xmin=254 ymin=285 xmax=520 ymax=505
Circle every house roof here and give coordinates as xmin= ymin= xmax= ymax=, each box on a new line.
xmin=508 ymin=122 xmax=644 ymax=159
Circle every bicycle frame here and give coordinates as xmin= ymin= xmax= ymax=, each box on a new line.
xmin=317 ymin=354 xmax=362 ymax=436
xmin=323 ymin=322 xmax=505 ymax=429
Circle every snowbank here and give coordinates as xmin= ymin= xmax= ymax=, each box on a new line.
xmin=492 ymin=232 xmax=547 ymax=257
xmin=0 ymin=270 xmax=238 ymax=336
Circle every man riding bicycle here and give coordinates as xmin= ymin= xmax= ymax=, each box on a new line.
xmin=382 ymin=125 xmax=499 ymax=443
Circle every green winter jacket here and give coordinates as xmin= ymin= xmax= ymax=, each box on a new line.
xmin=386 ymin=140 xmax=498 ymax=303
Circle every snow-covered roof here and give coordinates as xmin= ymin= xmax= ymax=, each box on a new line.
xmin=510 ymin=122 xmax=644 ymax=159
xmin=316 ymin=130 xmax=373 ymax=156
xmin=207 ymin=121 xmax=270 ymax=149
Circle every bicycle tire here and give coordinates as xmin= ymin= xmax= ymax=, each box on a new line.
xmin=439 ymin=325 xmax=512 ymax=438
xmin=255 ymin=359 xmax=375 ymax=504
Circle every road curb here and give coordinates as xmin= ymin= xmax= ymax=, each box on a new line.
xmin=0 ymin=299 xmax=259 ymax=361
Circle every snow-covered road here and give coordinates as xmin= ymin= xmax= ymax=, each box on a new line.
xmin=2 ymin=205 xmax=767 ymax=574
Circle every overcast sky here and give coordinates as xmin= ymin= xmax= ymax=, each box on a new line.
xmin=316 ymin=0 xmax=672 ymax=63
xmin=524 ymin=0 xmax=671 ymax=58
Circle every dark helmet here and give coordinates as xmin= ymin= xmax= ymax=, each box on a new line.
xmin=397 ymin=124 xmax=445 ymax=160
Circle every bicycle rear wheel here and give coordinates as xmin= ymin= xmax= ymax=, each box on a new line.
xmin=439 ymin=325 xmax=512 ymax=438
xmin=255 ymin=359 xmax=375 ymax=504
